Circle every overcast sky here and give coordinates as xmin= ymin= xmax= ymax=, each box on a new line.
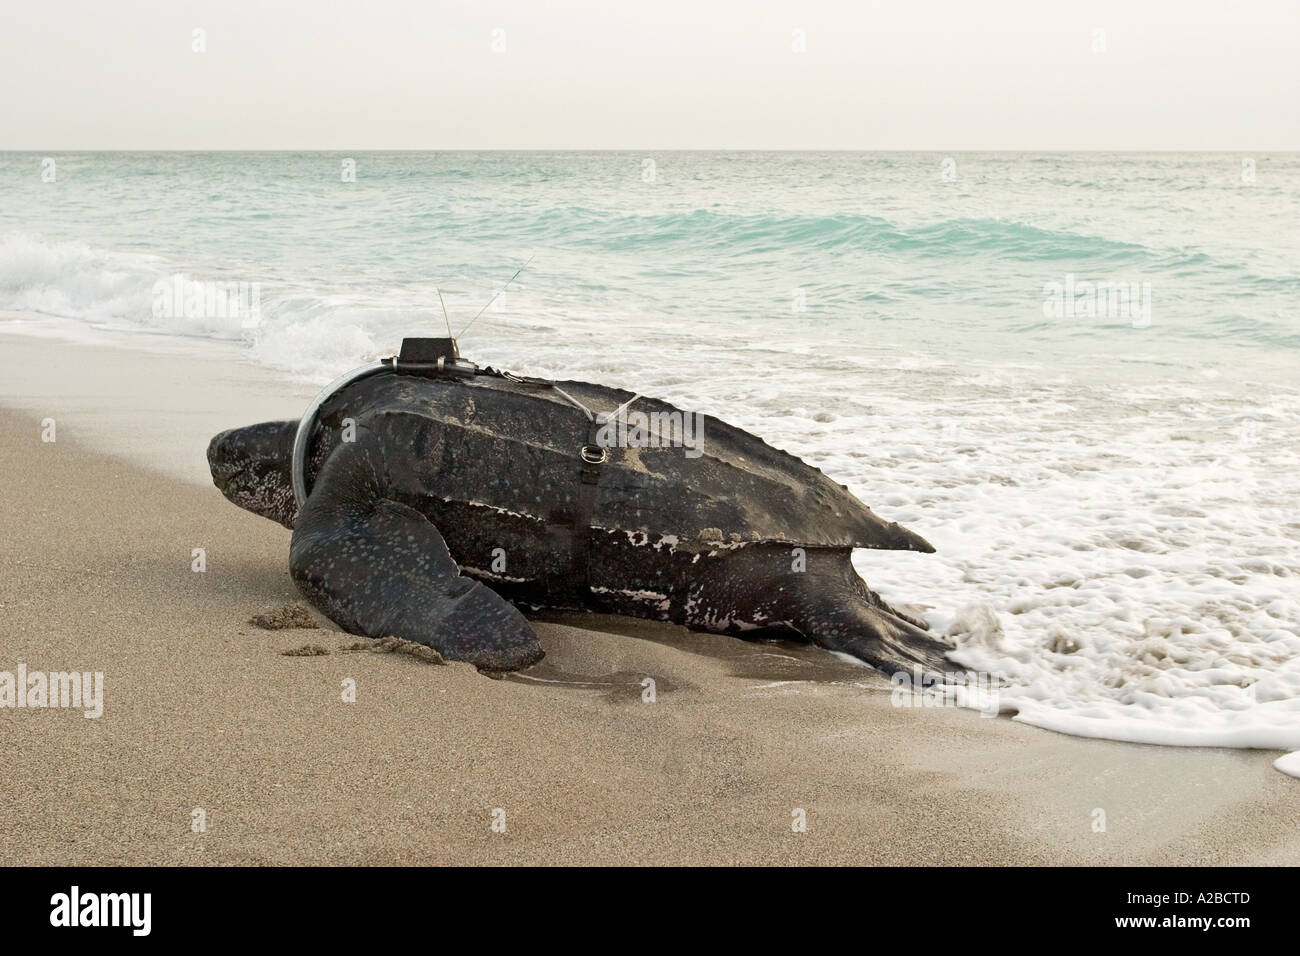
xmin=2 ymin=0 xmax=1296 ymax=149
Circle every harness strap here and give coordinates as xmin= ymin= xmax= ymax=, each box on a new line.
xmin=565 ymin=416 xmax=608 ymax=595
xmin=543 ymin=387 xmax=639 ymax=599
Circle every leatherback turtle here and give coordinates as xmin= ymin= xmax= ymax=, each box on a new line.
xmin=208 ymin=338 xmax=951 ymax=674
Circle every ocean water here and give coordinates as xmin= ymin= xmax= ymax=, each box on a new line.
xmin=2 ymin=151 xmax=1298 ymax=770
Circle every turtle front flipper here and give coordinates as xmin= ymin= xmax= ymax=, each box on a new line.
xmin=289 ymin=434 xmax=543 ymax=671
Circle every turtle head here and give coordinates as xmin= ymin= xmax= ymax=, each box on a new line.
xmin=207 ymin=420 xmax=299 ymax=528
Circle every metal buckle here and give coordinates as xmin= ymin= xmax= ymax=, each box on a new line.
xmin=580 ymin=445 xmax=608 ymax=465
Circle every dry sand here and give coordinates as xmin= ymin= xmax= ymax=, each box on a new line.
xmin=1 ymin=328 xmax=1297 ymax=865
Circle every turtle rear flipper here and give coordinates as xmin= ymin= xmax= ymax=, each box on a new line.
xmin=780 ymin=552 xmax=954 ymax=679
xmin=806 ymin=599 xmax=954 ymax=679
xmin=289 ymin=435 xmax=543 ymax=671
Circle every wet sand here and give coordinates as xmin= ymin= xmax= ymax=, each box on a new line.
xmin=1 ymin=329 xmax=1297 ymax=865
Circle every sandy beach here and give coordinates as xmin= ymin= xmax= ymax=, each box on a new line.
xmin=1 ymin=327 xmax=1297 ymax=866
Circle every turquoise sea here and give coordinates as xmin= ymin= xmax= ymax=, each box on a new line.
xmin=2 ymin=151 xmax=1299 ymax=374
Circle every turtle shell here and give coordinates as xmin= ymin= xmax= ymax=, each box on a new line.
xmin=309 ymin=369 xmax=934 ymax=554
